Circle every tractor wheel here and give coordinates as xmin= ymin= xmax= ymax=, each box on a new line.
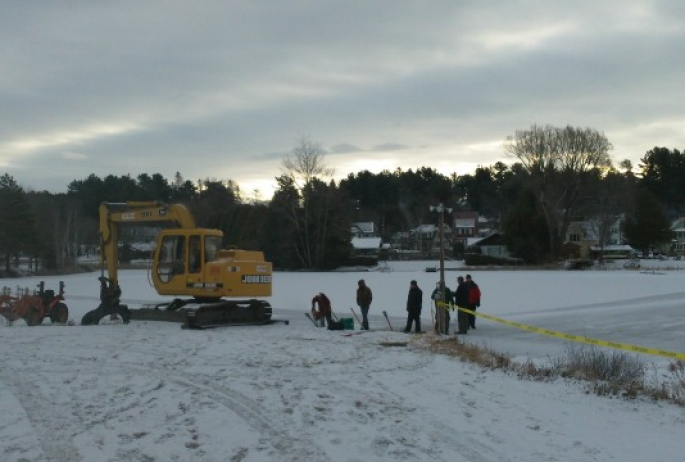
xmin=49 ymin=303 xmax=69 ymax=324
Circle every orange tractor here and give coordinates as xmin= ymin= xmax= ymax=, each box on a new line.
xmin=0 ymin=281 xmax=69 ymax=326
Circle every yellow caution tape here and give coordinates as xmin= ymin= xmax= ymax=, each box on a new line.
xmin=437 ymin=301 xmax=685 ymax=361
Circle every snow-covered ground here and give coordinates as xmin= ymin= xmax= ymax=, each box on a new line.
xmin=2 ymin=260 xmax=684 ymax=461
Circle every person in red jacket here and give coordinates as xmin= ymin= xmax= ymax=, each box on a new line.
xmin=465 ymin=274 xmax=481 ymax=329
xmin=311 ymin=292 xmax=333 ymax=327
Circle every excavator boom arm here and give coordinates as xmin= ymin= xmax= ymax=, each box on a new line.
xmin=99 ymin=201 xmax=196 ymax=285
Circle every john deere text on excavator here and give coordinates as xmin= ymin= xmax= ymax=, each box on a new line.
xmin=81 ymin=201 xmax=273 ymax=328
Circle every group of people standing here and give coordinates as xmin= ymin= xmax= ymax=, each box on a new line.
xmin=404 ymin=274 xmax=480 ymax=335
xmin=310 ymin=275 xmax=480 ymax=336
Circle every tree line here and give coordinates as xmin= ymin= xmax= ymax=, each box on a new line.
xmin=1 ymin=127 xmax=683 ymax=273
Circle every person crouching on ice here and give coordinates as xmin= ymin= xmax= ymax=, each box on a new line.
xmin=311 ymin=292 xmax=333 ymax=327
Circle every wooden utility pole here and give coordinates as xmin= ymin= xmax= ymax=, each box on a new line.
xmin=430 ymin=203 xmax=452 ymax=334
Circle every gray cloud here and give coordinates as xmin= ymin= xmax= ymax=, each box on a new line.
xmin=373 ymin=143 xmax=408 ymax=152
xmin=1 ymin=1 xmax=684 ymax=194
xmin=330 ymin=144 xmax=362 ymax=154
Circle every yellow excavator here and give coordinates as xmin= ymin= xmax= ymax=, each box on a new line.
xmin=81 ymin=201 xmax=274 ymax=328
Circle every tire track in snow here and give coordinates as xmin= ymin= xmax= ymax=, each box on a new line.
xmin=104 ymin=342 xmax=331 ymax=460
xmin=326 ymin=367 xmax=501 ymax=462
xmin=119 ymin=363 xmax=331 ymax=462
xmin=5 ymin=351 xmax=329 ymax=462
xmin=0 ymin=367 xmax=82 ymax=462
xmin=258 ymin=332 xmax=502 ymax=462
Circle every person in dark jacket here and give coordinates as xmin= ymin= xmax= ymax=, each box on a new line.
xmin=356 ymin=279 xmax=373 ymax=330
xmin=311 ymin=292 xmax=333 ymax=327
xmin=403 ymin=280 xmax=423 ymax=333
xmin=465 ymin=274 xmax=481 ymax=329
xmin=453 ymin=276 xmax=469 ymax=334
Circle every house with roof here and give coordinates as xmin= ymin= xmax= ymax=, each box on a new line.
xmin=563 ymin=217 xmax=630 ymax=259
xmin=350 ymin=236 xmax=382 ymax=256
xmin=409 ymin=223 xmax=452 ymax=253
xmin=563 ymin=221 xmax=599 ymax=259
xmin=350 ymin=221 xmax=381 ymax=257
xmin=452 ymin=211 xmax=479 ymax=244
xmin=589 ymin=244 xmax=637 ymax=260
xmin=351 ymin=222 xmax=375 ymax=237
xmin=469 ymin=232 xmax=511 ymax=258
xmin=605 ymin=216 xmax=626 ymax=246
xmin=669 ymin=217 xmax=685 ymax=255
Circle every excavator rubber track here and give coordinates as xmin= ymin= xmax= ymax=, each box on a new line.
xmin=129 ymin=299 xmax=273 ymax=329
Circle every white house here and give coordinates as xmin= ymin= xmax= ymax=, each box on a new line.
xmin=351 ymin=236 xmax=382 ymax=256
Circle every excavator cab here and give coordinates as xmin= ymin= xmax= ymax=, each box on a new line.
xmin=153 ymin=230 xmax=221 ymax=285
xmin=151 ymin=228 xmax=273 ymax=300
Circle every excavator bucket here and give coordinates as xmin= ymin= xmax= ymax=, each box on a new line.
xmin=81 ymin=302 xmax=131 ymax=326
xmin=81 ymin=277 xmax=131 ymax=326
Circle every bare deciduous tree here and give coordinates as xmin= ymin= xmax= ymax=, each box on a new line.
xmin=281 ymin=136 xmax=335 ymax=268
xmin=505 ymin=125 xmax=613 ymax=259
xmin=282 ymin=137 xmax=334 ymax=189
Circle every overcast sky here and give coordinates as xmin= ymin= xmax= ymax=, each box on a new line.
xmin=2 ymin=1 xmax=684 ymax=198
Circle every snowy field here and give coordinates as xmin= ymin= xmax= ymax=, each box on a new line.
xmin=2 ymin=260 xmax=685 ymax=461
